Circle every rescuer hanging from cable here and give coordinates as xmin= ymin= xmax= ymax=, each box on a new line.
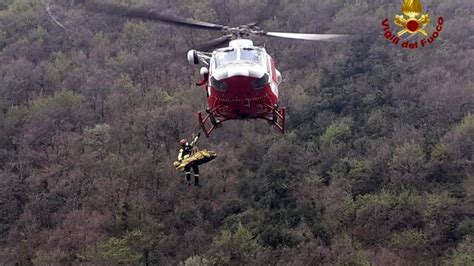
xmin=178 ymin=132 xmax=201 ymax=186
xmin=173 ymin=132 xmax=217 ymax=187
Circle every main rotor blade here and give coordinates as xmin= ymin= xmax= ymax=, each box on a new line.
xmin=263 ymin=32 xmax=358 ymax=42
xmin=85 ymin=0 xmax=225 ymax=31
xmin=198 ymin=35 xmax=233 ymax=50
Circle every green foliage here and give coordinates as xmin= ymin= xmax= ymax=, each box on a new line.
xmin=84 ymin=123 xmax=111 ymax=154
xmin=351 ymin=190 xmax=458 ymax=247
xmin=31 ymin=249 xmax=69 ymax=265
xmin=355 ymin=190 xmax=456 ymax=221
xmin=2 ymin=0 xmax=45 ymax=34
xmin=432 ymin=143 xmax=449 ymax=161
xmin=390 ymin=142 xmax=426 ymax=189
xmin=105 ymin=50 xmax=137 ymax=74
xmin=422 ymin=193 xmax=456 ymax=220
xmin=454 ymin=115 xmax=474 ymax=135
xmin=7 ymin=0 xmax=44 ymax=14
xmin=320 ymin=117 xmax=352 ymax=146
xmin=120 ymin=21 xmax=152 ymax=52
xmin=456 ymin=219 xmax=474 ymax=239
xmin=92 ymin=32 xmax=110 ymax=47
xmin=0 ymin=29 xmax=7 ymax=49
xmin=444 ymin=236 xmax=474 ymax=266
xmin=332 ymin=233 xmax=371 ymax=266
xmin=45 ymin=52 xmax=73 ymax=85
xmin=29 ymin=90 xmax=84 ymax=118
xmin=182 ymin=255 xmax=211 ymax=266
xmin=98 ymin=230 xmax=145 ymax=265
xmin=113 ymin=74 xmax=137 ymax=92
xmin=440 ymin=114 xmax=474 ymax=161
xmin=183 ymin=0 xmax=217 ymax=22
xmin=221 ymin=199 xmax=245 ymax=218
xmin=31 ymin=25 xmax=47 ymax=42
xmin=330 ymin=158 xmax=375 ymax=194
xmin=3 ymin=105 xmax=29 ymax=128
xmin=392 ymin=143 xmax=425 ymax=169
xmin=390 ymin=229 xmax=428 ymax=249
xmin=354 ymin=191 xmax=394 ymax=210
xmin=449 ymin=252 xmax=474 ymax=266
xmin=337 ymin=196 xmax=357 ymax=226
xmin=212 ymin=223 xmax=262 ymax=260
xmin=111 ymin=0 xmax=153 ymax=7
xmin=259 ymin=225 xmax=301 ymax=248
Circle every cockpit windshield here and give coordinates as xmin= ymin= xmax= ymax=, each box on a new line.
xmin=214 ymin=49 xmax=237 ymax=68
xmin=213 ymin=47 xmax=266 ymax=69
xmin=239 ymin=48 xmax=265 ymax=66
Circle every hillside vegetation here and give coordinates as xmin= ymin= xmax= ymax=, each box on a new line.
xmin=0 ymin=0 xmax=473 ymax=265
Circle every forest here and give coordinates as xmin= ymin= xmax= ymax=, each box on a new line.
xmin=0 ymin=0 xmax=473 ymax=265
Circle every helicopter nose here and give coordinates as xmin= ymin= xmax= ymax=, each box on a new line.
xmin=213 ymin=64 xmax=265 ymax=80
xmin=227 ymin=67 xmax=249 ymax=78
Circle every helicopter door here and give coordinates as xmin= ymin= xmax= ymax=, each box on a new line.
xmin=268 ymin=56 xmax=279 ymax=97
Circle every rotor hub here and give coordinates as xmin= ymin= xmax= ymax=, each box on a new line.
xmin=228 ymin=39 xmax=254 ymax=47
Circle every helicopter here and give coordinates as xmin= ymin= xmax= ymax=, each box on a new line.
xmin=188 ymin=38 xmax=287 ymax=137
xmin=51 ymin=1 xmax=356 ymax=137
xmin=182 ymin=25 xmax=354 ymax=137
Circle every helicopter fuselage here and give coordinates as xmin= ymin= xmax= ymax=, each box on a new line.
xmin=208 ymin=74 xmax=277 ymax=119
xmin=193 ymin=39 xmax=285 ymax=136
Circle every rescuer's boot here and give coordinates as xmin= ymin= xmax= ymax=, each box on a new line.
xmin=186 ymin=173 xmax=192 ymax=186
xmin=194 ymin=175 xmax=200 ymax=187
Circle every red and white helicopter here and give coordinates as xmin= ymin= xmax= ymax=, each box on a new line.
xmin=56 ymin=1 xmax=355 ymax=137
xmin=188 ymin=38 xmax=286 ymax=137
xmin=187 ymin=30 xmax=354 ymax=137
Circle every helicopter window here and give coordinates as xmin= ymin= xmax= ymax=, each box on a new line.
xmin=214 ymin=49 xmax=237 ymax=68
xmin=240 ymin=48 xmax=265 ymax=66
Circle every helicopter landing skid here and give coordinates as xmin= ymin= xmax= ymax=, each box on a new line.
xmin=262 ymin=104 xmax=286 ymax=134
xmin=198 ymin=106 xmax=286 ymax=137
xmin=198 ymin=108 xmax=227 ymax=137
